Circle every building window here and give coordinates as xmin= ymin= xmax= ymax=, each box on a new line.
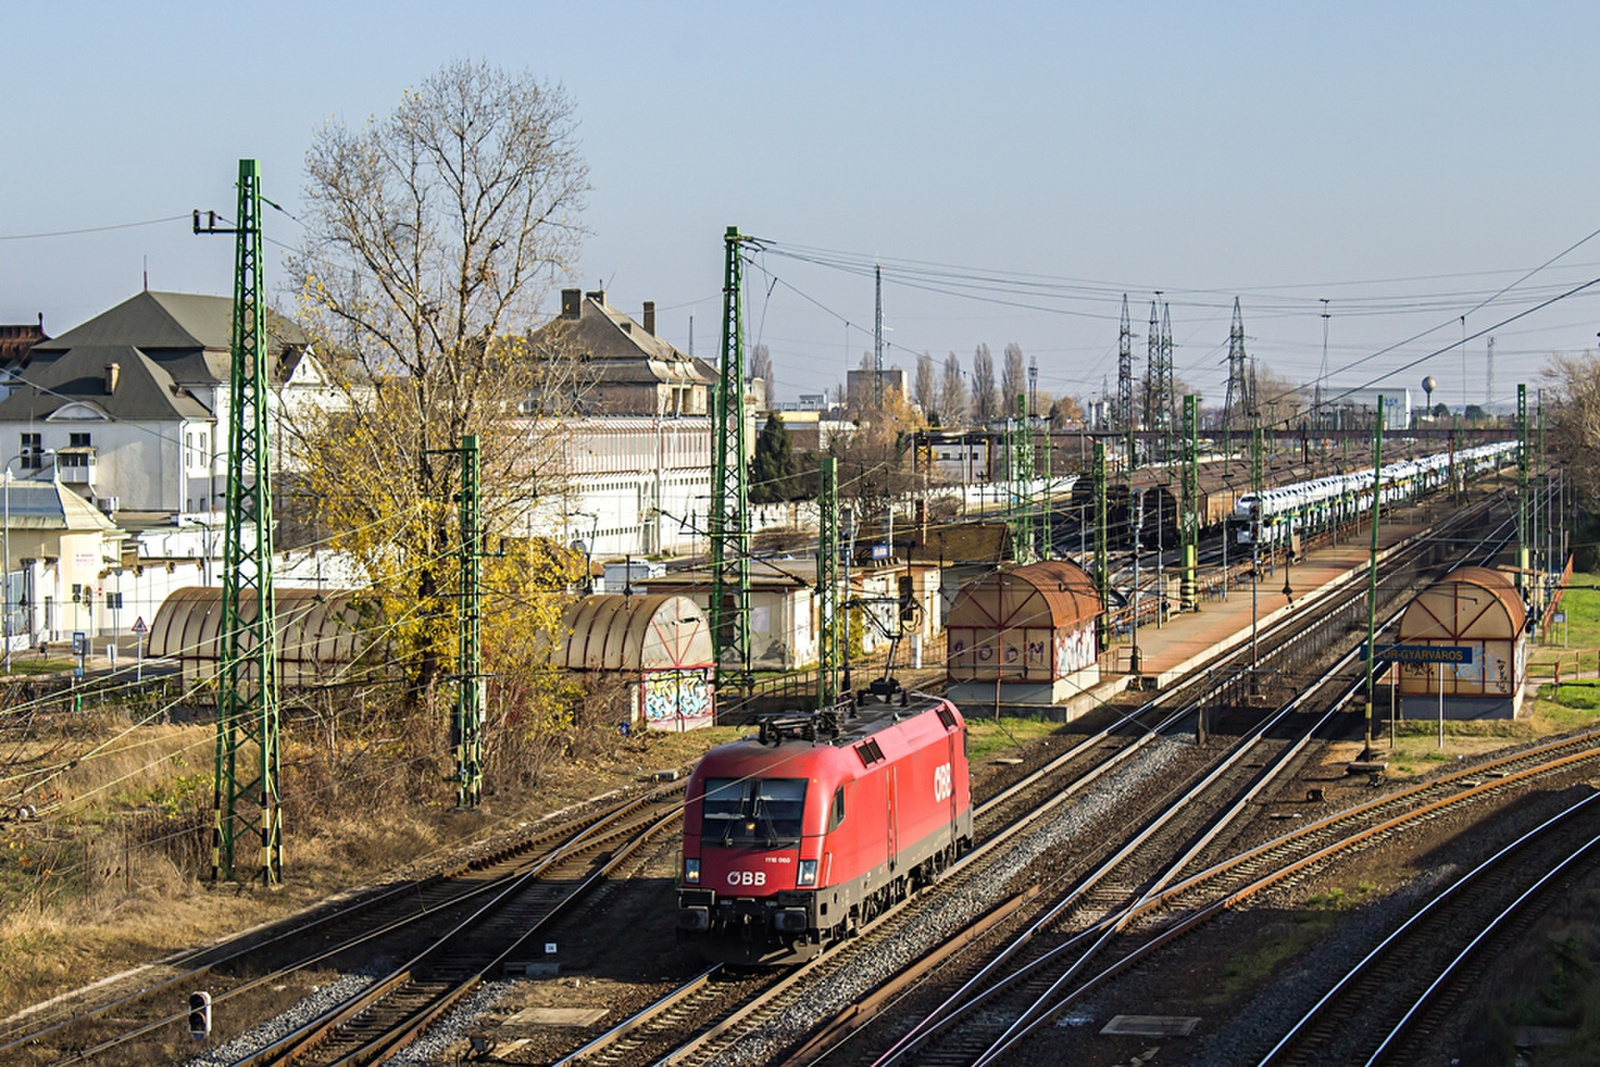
xmin=61 ymin=433 xmax=92 ymax=469
xmin=19 ymin=433 xmax=40 ymax=469
xmin=186 ymin=433 xmax=194 ymax=467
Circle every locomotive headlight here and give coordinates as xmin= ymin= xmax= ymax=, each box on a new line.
xmin=684 ymin=858 xmax=701 ymax=884
xmin=797 ymin=859 xmax=818 ymax=886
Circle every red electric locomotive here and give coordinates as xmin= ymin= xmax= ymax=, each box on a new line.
xmin=676 ymin=694 xmax=972 ymax=965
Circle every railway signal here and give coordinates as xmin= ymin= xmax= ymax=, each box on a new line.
xmin=188 ymin=991 xmax=211 ymax=1039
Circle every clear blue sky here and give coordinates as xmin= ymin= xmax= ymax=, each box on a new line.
xmin=3 ymin=1 xmax=1597 ymax=412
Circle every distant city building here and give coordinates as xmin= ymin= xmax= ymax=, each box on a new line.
xmin=515 ymin=415 xmax=713 ymax=559
xmin=1322 ymin=387 xmax=1412 ymax=430
xmin=846 ymin=367 xmax=909 ymax=410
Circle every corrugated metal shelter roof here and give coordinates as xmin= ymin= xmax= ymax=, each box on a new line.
xmin=146 ymin=587 xmax=377 ymax=684
xmin=947 ymin=559 xmax=1100 ymax=632
xmin=1399 ymin=565 xmax=1526 ymax=641
xmin=560 ymin=594 xmax=712 ymax=671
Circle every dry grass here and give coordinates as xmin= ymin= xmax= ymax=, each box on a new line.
xmin=1379 ymin=690 xmax=1600 ymax=776
xmin=0 ymin=681 xmax=743 ymax=1021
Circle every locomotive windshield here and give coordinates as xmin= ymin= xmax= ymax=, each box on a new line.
xmin=700 ymin=777 xmax=808 ymax=847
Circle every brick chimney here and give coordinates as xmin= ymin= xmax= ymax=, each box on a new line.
xmin=560 ymin=288 xmax=582 ymax=319
xmin=104 ymin=362 xmax=120 ymax=394
xmin=643 ymin=301 xmax=656 ymax=336
xmin=584 ymin=289 xmax=606 ymax=307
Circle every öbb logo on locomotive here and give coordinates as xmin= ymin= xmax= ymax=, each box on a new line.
xmin=727 ymin=869 xmax=767 ymax=887
xmin=933 ymin=761 xmax=953 ymax=803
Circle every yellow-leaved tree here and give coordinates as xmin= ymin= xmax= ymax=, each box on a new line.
xmin=285 ymin=59 xmax=591 ymax=714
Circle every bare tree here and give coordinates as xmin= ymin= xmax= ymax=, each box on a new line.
xmin=830 ymin=389 xmax=927 ymax=513
xmin=942 ymin=352 xmax=967 ymax=425
xmin=913 ymin=351 xmax=939 ymax=420
xmin=749 ymin=343 xmax=773 ymax=390
xmin=1248 ymin=365 xmax=1304 ymax=431
xmin=971 ymin=344 xmax=997 ymax=422
xmin=290 ymin=59 xmax=590 ymax=695
xmin=1001 ymin=342 xmax=1025 ymax=413
xmin=1548 ymin=351 xmax=1600 ymax=509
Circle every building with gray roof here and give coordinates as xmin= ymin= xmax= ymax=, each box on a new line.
xmin=0 ymin=289 xmax=321 ymax=518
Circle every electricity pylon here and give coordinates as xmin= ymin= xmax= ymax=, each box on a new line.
xmin=1010 ymin=393 xmax=1036 ymax=562
xmin=453 ymin=436 xmax=484 ymax=807
xmin=1223 ymin=298 xmax=1250 ymax=432
xmin=196 ymin=160 xmax=280 ymax=884
xmin=711 ymin=227 xmax=754 ymax=693
xmin=817 ymin=456 xmax=839 ymax=709
xmin=1117 ymin=295 xmax=1135 ymax=470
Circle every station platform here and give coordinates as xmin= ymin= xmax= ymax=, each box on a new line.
xmin=1045 ymin=515 xmax=1438 ymax=722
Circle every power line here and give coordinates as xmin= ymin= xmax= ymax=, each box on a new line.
xmin=0 ymin=215 xmax=190 ymax=242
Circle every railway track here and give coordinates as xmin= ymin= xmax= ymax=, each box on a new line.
xmin=859 ymin=729 xmax=1600 ymax=1066
xmin=1262 ymin=789 xmax=1600 ymax=1066
xmin=859 ymin=641 xmax=1372 ymax=1066
xmin=230 ymin=801 xmax=682 ymax=1066
xmin=527 ymin=493 xmax=1516 ymax=1066
xmin=6 ymin=485 xmax=1519 ymax=1065
xmin=0 ymin=784 xmax=683 ymax=1065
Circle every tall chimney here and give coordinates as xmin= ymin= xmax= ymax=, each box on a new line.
xmin=643 ymin=301 xmax=656 ymax=336
xmin=104 ymin=362 xmax=120 ymax=395
xmin=560 ymin=288 xmax=582 ymax=319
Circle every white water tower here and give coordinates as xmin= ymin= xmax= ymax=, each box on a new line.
xmin=1422 ymin=375 xmax=1437 ymax=418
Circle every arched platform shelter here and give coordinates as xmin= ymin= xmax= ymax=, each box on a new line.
xmin=945 ymin=560 xmax=1101 ymax=707
xmin=1396 ymin=566 xmax=1527 ymax=720
xmin=560 ymin=594 xmax=715 ymax=731
xmin=147 ymin=587 xmax=377 ymax=687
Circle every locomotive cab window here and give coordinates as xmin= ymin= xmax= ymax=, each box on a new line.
xmin=828 ymin=786 xmax=845 ymax=831
xmin=701 ymin=777 xmax=808 ymax=847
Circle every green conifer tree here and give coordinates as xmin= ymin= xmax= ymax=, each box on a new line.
xmin=751 ymin=413 xmax=797 ymax=502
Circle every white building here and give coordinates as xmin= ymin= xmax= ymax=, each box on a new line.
xmin=515 ymin=416 xmax=714 ymax=559
xmin=0 ymin=290 xmax=338 ymax=522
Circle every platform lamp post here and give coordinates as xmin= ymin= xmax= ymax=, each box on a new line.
xmin=1281 ymin=522 xmax=1294 ymax=607
xmin=1248 ymin=499 xmax=1261 ymax=696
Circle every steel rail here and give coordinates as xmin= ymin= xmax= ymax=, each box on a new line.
xmin=233 ymin=806 xmax=682 ymax=1066
xmin=971 ymin=666 xmax=1371 ymax=1065
xmin=1365 ymin=829 xmax=1600 ymax=1065
xmin=873 ymin=646 xmax=1364 ymax=1067
xmin=15 ymin=786 xmax=683 ymax=1065
xmin=548 ymin=966 xmax=722 ymax=1067
xmin=971 ymin=738 xmax=1600 ymax=1065
xmin=868 ymin=508 xmax=1541 ymax=1067
xmin=1261 ymin=791 xmax=1600 ymax=1066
